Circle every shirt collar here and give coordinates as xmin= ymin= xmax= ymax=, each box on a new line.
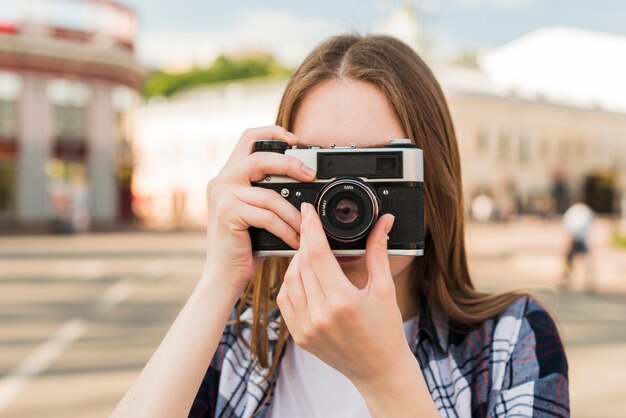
xmin=268 ymin=307 xmax=282 ymax=341
xmin=239 ymin=306 xmax=282 ymax=342
xmin=415 ymin=296 xmax=450 ymax=354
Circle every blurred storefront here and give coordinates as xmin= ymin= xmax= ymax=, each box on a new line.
xmin=0 ymin=0 xmax=144 ymax=231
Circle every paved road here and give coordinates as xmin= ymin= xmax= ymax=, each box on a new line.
xmin=0 ymin=233 xmax=207 ymax=418
xmin=0 ymin=220 xmax=624 ymax=417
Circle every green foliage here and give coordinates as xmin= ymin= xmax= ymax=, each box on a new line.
xmin=142 ymin=54 xmax=291 ymax=98
xmin=614 ymin=233 xmax=626 ymax=248
xmin=452 ymin=49 xmax=480 ymax=68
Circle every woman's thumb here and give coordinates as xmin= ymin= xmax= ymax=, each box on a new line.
xmin=365 ymin=214 xmax=395 ymax=284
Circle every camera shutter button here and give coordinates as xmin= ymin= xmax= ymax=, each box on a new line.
xmin=385 ymin=138 xmax=417 ymax=148
xmin=253 ymin=140 xmax=289 ymax=153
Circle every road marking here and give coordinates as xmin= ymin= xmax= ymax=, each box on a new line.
xmin=97 ymin=280 xmax=137 ymax=313
xmin=0 ymin=255 xmax=177 ymax=412
xmin=0 ymin=318 xmax=87 ymax=414
xmin=142 ymin=258 xmax=169 ymax=278
xmin=77 ymin=260 xmax=108 ymax=280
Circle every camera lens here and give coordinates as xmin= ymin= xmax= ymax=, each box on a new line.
xmin=316 ymin=178 xmax=379 ymax=243
xmin=333 ymin=198 xmax=360 ymax=224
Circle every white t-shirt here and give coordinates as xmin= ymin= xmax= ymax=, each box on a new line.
xmin=563 ymin=202 xmax=594 ymax=240
xmin=267 ymin=315 xmax=418 ymax=418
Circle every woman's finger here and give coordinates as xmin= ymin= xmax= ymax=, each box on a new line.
xmin=224 ymin=125 xmax=299 ymax=168
xmin=300 ymin=203 xmax=349 ymax=294
xmin=298 ymin=234 xmax=326 ymax=306
xmin=365 ymin=214 xmax=396 ymax=291
xmin=231 ymin=186 xmax=302 ymax=234
xmin=231 ymin=201 xmax=300 ymax=249
xmin=237 ymin=151 xmax=316 ymax=183
xmin=365 ymin=214 xmax=394 ymax=276
xmin=283 ymin=252 xmax=309 ymax=320
xmin=276 ymin=284 xmax=298 ymax=334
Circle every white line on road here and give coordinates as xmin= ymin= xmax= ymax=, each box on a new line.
xmin=77 ymin=260 xmax=108 ymax=280
xmin=97 ymin=280 xmax=137 ymax=313
xmin=0 ymin=318 xmax=88 ymax=414
xmin=0 ymin=255 xmax=176 ymax=413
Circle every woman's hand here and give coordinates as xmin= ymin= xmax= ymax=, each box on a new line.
xmin=202 ymin=126 xmax=316 ymax=293
xmin=276 ymin=202 xmax=412 ymax=387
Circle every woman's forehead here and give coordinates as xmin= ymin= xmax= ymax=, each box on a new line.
xmin=291 ymin=78 xmax=406 ymax=149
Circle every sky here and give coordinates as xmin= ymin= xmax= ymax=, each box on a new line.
xmin=119 ymin=0 xmax=626 ymax=69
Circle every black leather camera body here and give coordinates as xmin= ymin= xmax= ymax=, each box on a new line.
xmin=250 ymin=139 xmax=424 ymax=257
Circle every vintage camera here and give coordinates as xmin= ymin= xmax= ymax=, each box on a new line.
xmin=250 ymin=139 xmax=424 ymax=256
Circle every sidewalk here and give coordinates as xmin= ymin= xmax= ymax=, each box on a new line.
xmin=466 ymin=217 xmax=626 ymax=294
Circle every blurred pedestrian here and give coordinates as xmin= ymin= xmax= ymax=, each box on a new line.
xmin=561 ymin=201 xmax=595 ymax=291
xmin=552 ymin=170 xmax=569 ymax=214
xmin=470 ymin=193 xmax=494 ymax=222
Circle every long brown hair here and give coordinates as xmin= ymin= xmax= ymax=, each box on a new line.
xmin=236 ymin=32 xmax=525 ymax=400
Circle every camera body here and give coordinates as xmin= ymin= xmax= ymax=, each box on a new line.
xmin=250 ymin=139 xmax=424 ymax=256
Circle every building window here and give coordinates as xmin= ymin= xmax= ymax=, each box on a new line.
xmin=54 ymin=104 xmax=85 ymax=142
xmin=558 ymin=139 xmax=570 ymax=163
xmin=538 ymin=135 xmax=551 ymax=160
xmin=476 ymin=126 xmax=490 ymax=156
xmin=0 ymin=100 xmax=16 ymax=138
xmin=519 ymin=129 xmax=531 ymax=163
xmin=0 ymin=103 xmax=17 ymax=215
xmin=48 ymin=79 xmax=90 ymax=161
xmin=0 ymin=159 xmax=17 ymax=217
xmin=575 ymin=139 xmax=586 ymax=165
xmin=498 ymin=128 xmax=510 ymax=160
xmin=0 ymin=72 xmax=21 ymax=221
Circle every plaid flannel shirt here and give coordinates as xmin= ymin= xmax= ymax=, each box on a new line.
xmin=190 ymin=295 xmax=569 ymax=418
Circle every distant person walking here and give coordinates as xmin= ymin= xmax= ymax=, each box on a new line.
xmin=562 ymin=201 xmax=595 ymax=291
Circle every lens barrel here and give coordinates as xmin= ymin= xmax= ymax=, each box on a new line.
xmin=315 ymin=178 xmax=379 ymax=243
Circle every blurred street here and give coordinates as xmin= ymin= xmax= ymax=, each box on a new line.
xmin=0 ymin=219 xmax=625 ymax=418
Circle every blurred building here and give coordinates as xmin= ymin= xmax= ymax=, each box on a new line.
xmin=133 ymin=81 xmax=285 ymax=228
xmin=377 ymin=0 xmax=424 ymax=54
xmin=133 ymin=26 xmax=626 ymax=227
xmin=0 ymin=0 xmax=144 ymax=231
xmin=443 ymin=27 xmax=626 ymax=218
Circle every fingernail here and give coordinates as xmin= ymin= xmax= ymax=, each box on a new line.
xmin=286 ymin=130 xmax=298 ymax=139
xmin=301 ymin=202 xmax=309 ymax=217
xmin=301 ymin=164 xmax=316 ymax=178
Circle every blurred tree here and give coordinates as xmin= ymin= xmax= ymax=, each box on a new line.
xmin=452 ymin=49 xmax=480 ymax=68
xmin=142 ymin=54 xmax=291 ymax=98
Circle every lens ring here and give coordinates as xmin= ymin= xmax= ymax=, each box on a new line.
xmin=326 ymin=192 xmax=366 ymax=231
xmin=315 ymin=178 xmax=379 ymax=243
xmin=333 ymin=197 xmax=360 ymax=224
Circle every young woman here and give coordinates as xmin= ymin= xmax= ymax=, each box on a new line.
xmin=112 ymin=34 xmax=569 ymax=418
